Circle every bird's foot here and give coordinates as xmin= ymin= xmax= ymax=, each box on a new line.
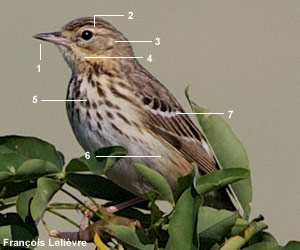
xmin=79 ymin=197 xmax=144 ymax=232
xmin=50 ymin=214 xmax=144 ymax=243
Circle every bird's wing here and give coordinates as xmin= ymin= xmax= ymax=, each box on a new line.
xmin=126 ymin=62 xmax=217 ymax=173
xmin=139 ymin=92 xmax=217 ymax=174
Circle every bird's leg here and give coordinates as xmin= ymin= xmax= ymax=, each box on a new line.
xmin=80 ymin=197 xmax=144 ymax=232
xmin=104 ymin=196 xmax=145 ymax=213
xmin=50 ymin=213 xmax=144 ymax=242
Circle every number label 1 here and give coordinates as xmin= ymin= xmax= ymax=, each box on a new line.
xmin=36 ymin=64 xmax=40 ymax=72
xmin=228 ymin=110 xmax=233 ymax=118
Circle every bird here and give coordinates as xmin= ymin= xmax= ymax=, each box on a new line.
xmin=34 ymin=17 xmax=236 ymax=211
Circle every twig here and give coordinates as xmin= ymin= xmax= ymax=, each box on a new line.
xmin=47 ymin=202 xmax=77 ymax=210
xmin=47 ymin=208 xmax=80 ymax=228
xmin=60 ymin=187 xmax=108 ymax=222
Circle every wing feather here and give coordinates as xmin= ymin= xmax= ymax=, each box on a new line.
xmin=142 ymin=95 xmax=217 ymax=174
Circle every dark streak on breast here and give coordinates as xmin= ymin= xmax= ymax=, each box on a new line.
xmin=116 ymin=112 xmax=131 ymax=125
xmin=93 ymin=63 xmax=100 ymax=76
xmin=110 ymin=86 xmax=131 ymax=102
xmin=105 ymin=111 xmax=114 ymax=119
xmin=76 ymin=108 xmax=80 ymax=123
xmin=86 ymin=110 xmax=91 ymax=119
xmin=104 ymin=100 xmax=114 ymax=108
xmin=111 ymin=123 xmax=123 ymax=135
xmin=92 ymin=101 xmax=97 ymax=109
xmin=96 ymin=112 xmax=103 ymax=120
xmin=88 ymin=121 xmax=92 ymax=130
xmin=86 ymin=100 xmax=90 ymax=108
xmin=97 ymin=122 xmax=102 ymax=130
xmin=97 ymin=85 xmax=106 ymax=97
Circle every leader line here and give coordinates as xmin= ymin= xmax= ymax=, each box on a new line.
xmin=115 ymin=40 xmax=152 ymax=43
xmin=176 ymin=112 xmax=225 ymax=115
xmin=40 ymin=44 xmax=42 ymax=61
xmin=84 ymin=56 xmax=143 ymax=59
xmin=40 ymin=100 xmax=87 ymax=102
xmin=96 ymin=155 xmax=161 ymax=158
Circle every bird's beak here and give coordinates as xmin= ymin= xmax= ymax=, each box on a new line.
xmin=33 ymin=32 xmax=71 ymax=47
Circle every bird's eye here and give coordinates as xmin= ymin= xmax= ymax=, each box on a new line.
xmin=81 ymin=30 xmax=93 ymax=40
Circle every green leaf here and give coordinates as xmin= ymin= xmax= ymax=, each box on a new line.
xmin=195 ymin=168 xmax=249 ymax=195
xmin=0 ymin=153 xmax=29 ymax=182
xmin=284 ymin=241 xmax=300 ymax=250
xmin=168 ymin=186 xmax=203 ymax=250
xmin=231 ymin=218 xmax=249 ymax=236
xmin=0 ymin=156 xmax=60 ymax=183
xmin=66 ymin=173 xmax=135 ymax=202
xmin=175 ymin=168 xmax=196 ymax=202
xmin=95 ymin=146 xmax=128 ymax=173
xmin=197 ymin=206 xmax=238 ymax=243
xmin=0 ymin=136 xmax=63 ymax=183
xmin=243 ymin=242 xmax=283 ymax=250
xmin=16 ymin=189 xmax=36 ymax=221
xmin=220 ymin=221 xmax=268 ymax=250
xmin=185 ymin=89 xmax=252 ymax=218
xmin=0 ymin=145 xmax=15 ymax=154
xmin=249 ymin=232 xmax=278 ymax=245
xmin=70 ymin=146 xmax=128 ymax=175
xmin=134 ymin=163 xmax=174 ymax=204
xmin=0 ymin=181 xmax=36 ymax=199
xmin=65 ymin=158 xmax=89 ymax=173
xmin=0 ymin=196 xmax=18 ymax=211
xmin=147 ymin=191 xmax=164 ymax=227
xmin=105 ymin=224 xmax=154 ymax=250
xmin=65 ymin=150 xmax=102 ymax=173
xmin=210 ymin=244 xmax=220 ymax=250
xmin=0 ymin=136 xmax=63 ymax=169
xmin=0 ymin=213 xmax=38 ymax=243
xmin=15 ymin=159 xmax=61 ymax=181
xmin=30 ymin=177 xmax=62 ymax=222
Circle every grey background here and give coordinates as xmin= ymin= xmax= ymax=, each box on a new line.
xmin=0 ymin=0 xmax=299 ymax=249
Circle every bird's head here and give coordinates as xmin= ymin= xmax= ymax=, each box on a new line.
xmin=33 ymin=17 xmax=134 ymax=73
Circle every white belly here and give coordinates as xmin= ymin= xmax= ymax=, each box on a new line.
xmin=66 ymin=75 xmax=184 ymax=197
xmin=70 ymin=111 xmax=170 ymax=197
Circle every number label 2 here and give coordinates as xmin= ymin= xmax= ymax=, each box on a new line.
xmin=128 ymin=11 xmax=134 ymax=19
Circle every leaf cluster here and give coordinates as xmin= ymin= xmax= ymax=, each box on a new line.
xmin=0 ymin=92 xmax=299 ymax=249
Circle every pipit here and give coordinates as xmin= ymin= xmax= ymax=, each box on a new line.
xmin=34 ymin=17 xmax=236 ymax=211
